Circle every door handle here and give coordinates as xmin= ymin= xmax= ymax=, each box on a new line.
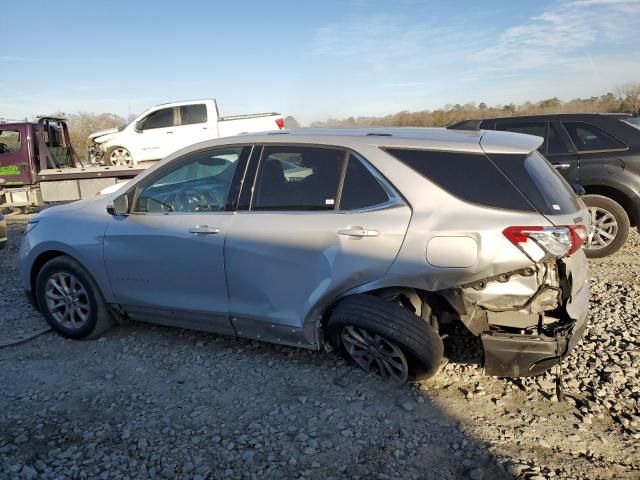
xmin=166 ymin=131 xmax=174 ymax=134
xmin=188 ymin=225 xmax=220 ymax=235
xmin=337 ymin=226 xmax=379 ymax=238
xmin=554 ymin=163 xmax=571 ymax=170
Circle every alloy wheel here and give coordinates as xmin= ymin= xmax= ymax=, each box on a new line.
xmin=341 ymin=325 xmax=409 ymax=383
xmin=109 ymin=148 xmax=132 ymax=166
xmin=44 ymin=272 xmax=91 ymax=330
xmin=587 ymin=206 xmax=618 ymax=251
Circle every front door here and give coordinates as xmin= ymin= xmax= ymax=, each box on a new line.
xmin=130 ymin=106 xmax=177 ymax=161
xmin=224 ymin=145 xmax=412 ymax=346
xmin=0 ymin=125 xmax=32 ymax=186
xmin=103 ymin=145 xmax=251 ymax=334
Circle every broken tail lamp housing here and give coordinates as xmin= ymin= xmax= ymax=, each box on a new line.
xmin=503 ymin=225 xmax=587 ymax=262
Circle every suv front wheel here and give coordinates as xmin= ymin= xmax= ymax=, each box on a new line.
xmin=583 ymin=194 xmax=630 ymax=258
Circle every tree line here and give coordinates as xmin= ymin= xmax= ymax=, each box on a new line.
xmin=43 ymin=83 xmax=640 ymax=160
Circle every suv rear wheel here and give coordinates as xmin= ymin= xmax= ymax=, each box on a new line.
xmin=328 ymin=294 xmax=443 ymax=383
xmin=583 ymin=194 xmax=630 ymax=258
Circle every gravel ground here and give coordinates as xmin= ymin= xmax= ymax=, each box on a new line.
xmin=0 ymin=215 xmax=638 ymax=480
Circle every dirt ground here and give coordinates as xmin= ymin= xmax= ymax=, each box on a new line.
xmin=0 ymin=214 xmax=638 ymax=480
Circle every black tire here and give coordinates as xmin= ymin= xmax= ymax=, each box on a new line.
xmin=327 ymin=294 xmax=444 ymax=383
xmin=104 ymin=146 xmax=133 ymax=166
xmin=35 ymin=256 xmax=114 ymax=340
xmin=583 ymin=194 xmax=629 ymax=258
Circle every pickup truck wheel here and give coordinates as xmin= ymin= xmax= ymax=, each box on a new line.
xmin=36 ymin=256 xmax=114 ymax=340
xmin=327 ymin=294 xmax=444 ymax=384
xmin=583 ymin=194 xmax=629 ymax=258
xmin=105 ymin=146 xmax=133 ymax=166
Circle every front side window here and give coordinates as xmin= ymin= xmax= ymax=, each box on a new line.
xmin=562 ymin=121 xmax=627 ymax=152
xmin=0 ymin=129 xmax=21 ymax=155
xmin=133 ymin=147 xmax=245 ymax=213
xmin=140 ymin=107 xmax=175 ymax=130
xmin=252 ymin=146 xmax=346 ymax=211
xmin=180 ymin=104 xmax=208 ymax=125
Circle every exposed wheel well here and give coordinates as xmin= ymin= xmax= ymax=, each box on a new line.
xmin=321 ymin=287 xmax=459 ymax=335
xmin=583 ymin=186 xmax=638 ymax=227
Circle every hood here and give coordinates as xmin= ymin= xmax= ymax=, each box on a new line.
xmin=88 ymin=127 xmax=119 ymax=141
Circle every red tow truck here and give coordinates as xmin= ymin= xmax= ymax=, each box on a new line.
xmin=0 ymin=117 xmax=144 ymax=209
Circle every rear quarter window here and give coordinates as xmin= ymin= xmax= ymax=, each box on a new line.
xmin=487 ymin=151 xmax=581 ymax=215
xmin=384 ymin=148 xmax=535 ymax=212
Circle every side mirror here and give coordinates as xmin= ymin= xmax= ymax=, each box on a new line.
xmin=106 ymin=194 xmax=129 ymax=216
xmin=571 ymin=183 xmax=585 ymax=196
xmin=134 ymin=121 xmax=143 ymax=133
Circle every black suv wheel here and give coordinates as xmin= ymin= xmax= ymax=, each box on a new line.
xmin=583 ymin=194 xmax=630 ymax=258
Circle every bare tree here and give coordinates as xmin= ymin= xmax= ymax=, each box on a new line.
xmin=616 ymin=83 xmax=640 ymax=114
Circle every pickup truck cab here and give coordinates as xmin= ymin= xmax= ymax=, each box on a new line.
xmin=88 ymin=99 xmax=284 ymax=166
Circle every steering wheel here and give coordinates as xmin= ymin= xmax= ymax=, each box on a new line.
xmin=0 ymin=143 xmax=9 ymax=154
xmin=175 ymin=186 xmax=223 ymax=212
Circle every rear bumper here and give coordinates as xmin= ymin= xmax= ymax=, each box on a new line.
xmin=481 ymin=280 xmax=589 ymax=377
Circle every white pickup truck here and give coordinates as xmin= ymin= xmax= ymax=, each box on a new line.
xmin=88 ymin=99 xmax=284 ymax=166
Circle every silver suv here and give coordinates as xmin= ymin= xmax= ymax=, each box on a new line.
xmin=19 ymin=128 xmax=590 ymax=383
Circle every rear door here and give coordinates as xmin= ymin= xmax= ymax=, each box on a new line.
xmin=224 ymin=145 xmax=411 ymax=345
xmin=170 ymin=103 xmax=213 ymax=154
xmin=560 ymin=120 xmax=629 ymax=184
xmin=495 ymin=120 xmax=579 ymax=183
xmin=0 ymin=125 xmax=32 ymax=186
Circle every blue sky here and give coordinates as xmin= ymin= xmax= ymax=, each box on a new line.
xmin=1 ymin=0 xmax=639 ymax=124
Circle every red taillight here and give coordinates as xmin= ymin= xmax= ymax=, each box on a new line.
xmin=568 ymin=224 xmax=587 ymax=255
xmin=503 ymin=225 xmax=586 ymax=261
xmin=275 ymin=118 xmax=285 ymax=129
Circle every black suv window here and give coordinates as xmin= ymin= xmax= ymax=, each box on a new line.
xmin=141 ymin=107 xmax=175 ymax=130
xmin=496 ymin=122 xmax=547 ymax=152
xmin=562 ymin=122 xmax=627 ymax=152
xmin=385 ymin=149 xmax=535 ymax=212
xmin=180 ymin=104 xmax=208 ymax=125
xmin=547 ymin=123 xmax=571 ymax=155
xmin=252 ymin=146 xmax=346 ymax=211
xmin=339 ymin=155 xmax=390 ymax=210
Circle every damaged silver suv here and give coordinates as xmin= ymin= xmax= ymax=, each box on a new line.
xmin=19 ymin=128 xmax=589 ymax=383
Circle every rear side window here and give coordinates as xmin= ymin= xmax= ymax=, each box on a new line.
xmin=385 ymin=149 xmax=535 ymax=212
xmin=339 ymin=155 xmax=390 ymax=210
xmin=141 ymin=107 xmax=175 ymax=130
xmin=562 ymin=122 xmax=627 ymax=152
xmin=252 ymin=146 xmax=346 ymax=211
xmin=488 ymin=151 xmax=581 ymax=215
xmin=180 ymin=104 xmax=208 ymax=125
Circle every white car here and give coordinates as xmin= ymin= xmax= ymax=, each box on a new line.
xmin=88 ymin=99 xmax=284 ymax=166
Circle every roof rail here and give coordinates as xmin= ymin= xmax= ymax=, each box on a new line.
xmin=366 ymin=132 xmax=392 ymax=137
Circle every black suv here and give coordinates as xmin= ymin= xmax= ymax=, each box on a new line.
xmin=450 ymin=114 xmax=640 ymax=257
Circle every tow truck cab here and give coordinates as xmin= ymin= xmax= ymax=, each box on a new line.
xmin=0 ymin=118 xmax=142 ymax=208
